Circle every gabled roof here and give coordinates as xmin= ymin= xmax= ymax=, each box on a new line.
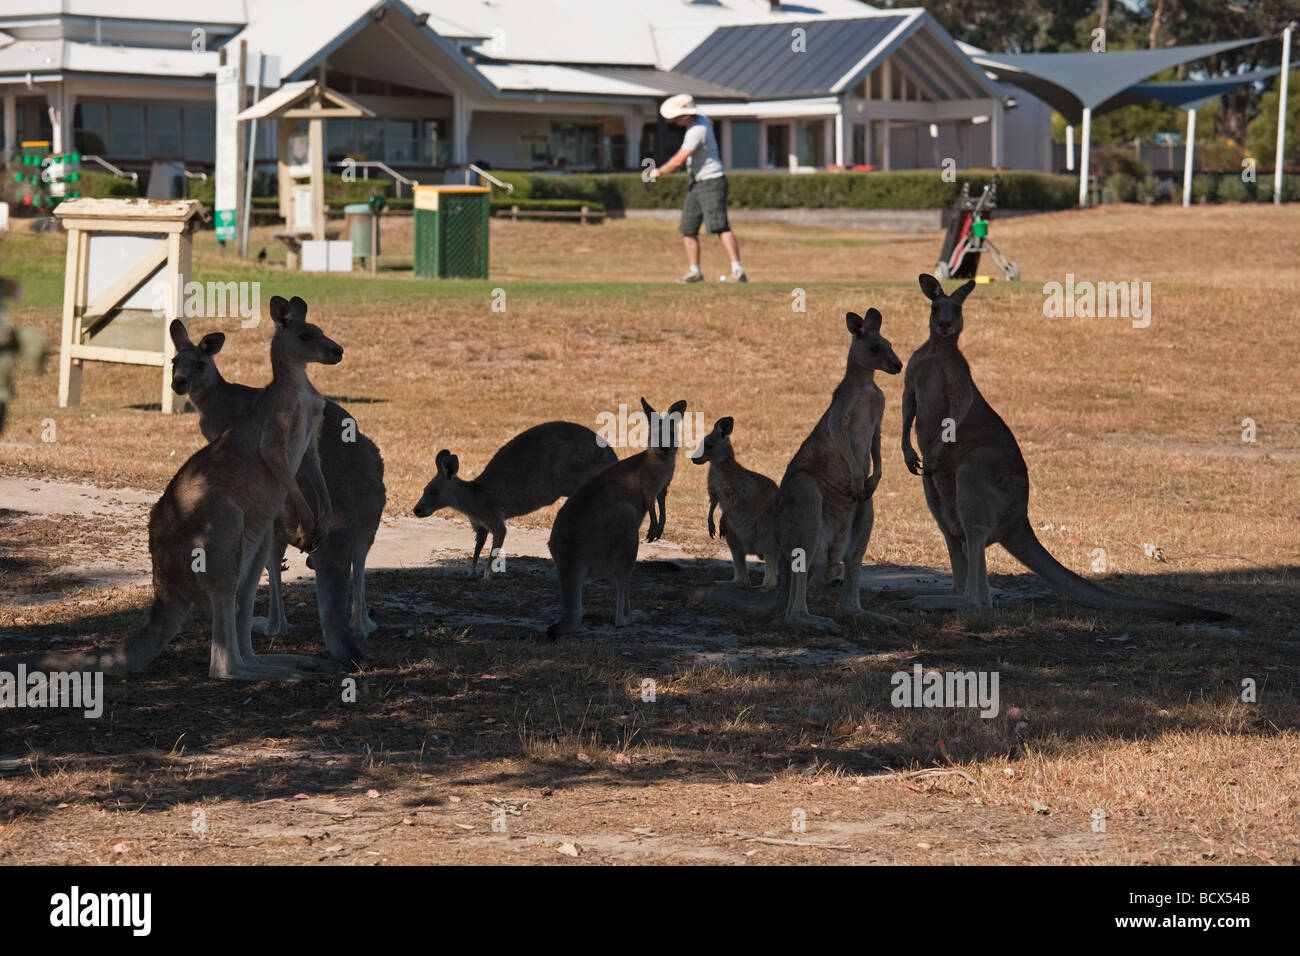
xmin=672 ymin=10 xmax=997 ymax=101
xmin=236 ymin=80 xmax=373 ymax=121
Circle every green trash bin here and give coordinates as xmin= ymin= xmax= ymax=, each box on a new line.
xmin=344 ymin=203 xmax=378 ymax=263
xmin=413 ymin=185 xmax=490 ymax=279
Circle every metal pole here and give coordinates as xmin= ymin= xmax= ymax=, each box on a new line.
xmin=1182 ymin=107 xmax=1196 ymax=207
xmin=1078 ymin=107 xmax=1091 ymax=206
xmin=1066 ymin=124 xmax=1074 ymax=171
xmin=240 ymin=52 xmax=263 ymax=259
xmin=1274 ymin=23 xmax=1293 ymax=205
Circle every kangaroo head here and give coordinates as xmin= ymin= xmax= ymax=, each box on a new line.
xmin=641 ymin=397 xmax=689 ymax=458
xmin=690 ymin=416 xmax=734 ymax=465
xmin=845 ymin=308 xmax=902 ymax=375
xmin=413 ymin=450 xmax=461 ymax=518
xmin=268 ymin=295 xmax=344 ymax=366
xmin=918 ymin=274 xmax=975 ymax=340
xmin=168 ymin=320 xmax=226 ymax=396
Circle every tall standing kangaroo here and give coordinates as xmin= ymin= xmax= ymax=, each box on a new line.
xmin=413 ymin=421 xmax=616 ymax=579
xmin=546 ymin=399 xmax=688 ymax=638
xmin=690 ymin=416 xmax=779 ymax=589
xmin=1 ymin=296 xmax=341 ymax=679
xmin=668 ymin=312 xmax=902 ymax=632
xmin=169 ymin=319 xmax=385 ymax=666
xmin=899 ymin=274 xmax=1227 ymax=621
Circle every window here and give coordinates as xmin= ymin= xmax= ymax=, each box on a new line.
xmin=731 ymin=120 xmax=760 ymax=168
xmin=869 ymin=68 xmax=882 ymax=100
xmin=109 ymin=105 xmax=144 ymax=157
xmin=765 ymin=123 xmax=790 ymax=169
xmin=357 ymin=119 xmax=385 ymax=160
xmin=183 ymin=107 xmax=214 ymax=160
xmin=549 ymin=122 xmax=601 ymax=168
xmin=852 ymin=124 xmax=866 ymax=167
xmin=74 ymin=103 xmax=108 ymax=155
xmin=386 ymin=120 xmax=416 ymax=162
xmin=147 ymin=106 xmax=181 ymax=157
xmin=795 ymin=120 xmax=825 ymax=168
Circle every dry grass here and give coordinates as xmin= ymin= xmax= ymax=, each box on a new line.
xmin=0 ymin=205 xmax=1296 ymax=865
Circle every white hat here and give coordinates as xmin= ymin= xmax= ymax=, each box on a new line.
xmin=660 ymin=93 xmax=699 ymax=119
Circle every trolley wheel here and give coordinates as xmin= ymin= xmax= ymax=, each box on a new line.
xmin=1004 ymin=261 xmax=1020 ymax=282
xmin=935 ymin=261 xmax=951 ymax=280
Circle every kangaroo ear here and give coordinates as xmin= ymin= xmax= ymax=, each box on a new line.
xmin=863 ymin=308 xmax=883 ymax=332
xmin=169 ymin=319 xmax=191 ymax=350
xmin=436 ymin=449 xmax=459 ymax=477
xmin=950 ymin=279 xmax=977 ymax=304
xmin=288 ymin=296 xmax=309 ymax=324
xmin=640 ymin=397 xmax=656 ymax=420
xmin=717 ymin=416 xmax=734 ymax=436
xmin=268 ymin=296 xmax=291 ymax=328
xmin=845 ymin=311 xmax=864 ymax=336
xmin=198 ymin=332 xmax=225 ymax=356
xmin=668 ymin=399 xmax=687 ymax=417
xmin=918 ymin=274 xmax=944 ymax=301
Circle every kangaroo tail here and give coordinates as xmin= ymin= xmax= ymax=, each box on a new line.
xmin=312 ymin=546 xmax=366 ymax=669
xmin=1 ymin=597 xmax=190 ymax=675
xmin=1000 ymin=518 xmax=1229 ymax=623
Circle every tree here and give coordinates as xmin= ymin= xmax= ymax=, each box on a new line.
xmin=1246 ymin=69 xmax=1300 ymax=167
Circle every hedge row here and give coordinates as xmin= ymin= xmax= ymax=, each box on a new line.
xmin=1104 ymin=171 xmax=1300 ymax=204
xmin=485 ymin=169 xmax=1078 ymax=211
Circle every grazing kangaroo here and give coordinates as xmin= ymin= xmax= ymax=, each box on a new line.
xmin=546 ymin=399 xmax=687 ymax=638
xmin=899 ymin=274 xmax=1227 ymax=621
xmin=1 ymin=296 xmax=340 ymax=679
xmin=690 ymin=416 xmax=779 ymax=589
xmin=169 ymin=320 xmax=385 ymax=667
xmin=413 ymin=421 xmax=616 ymax=579
xmin=669 ymin=311 xmax=903 ymax=633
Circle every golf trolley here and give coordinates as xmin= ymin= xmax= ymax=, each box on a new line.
xmin=934 ymin=175 xmax=1020 ymax=282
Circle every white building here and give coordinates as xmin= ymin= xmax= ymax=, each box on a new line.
xmin=0 ymin=0 xmax=1055 ymax=184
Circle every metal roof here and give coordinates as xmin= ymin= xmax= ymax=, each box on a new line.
xmin=673 ymin=15 xmax=911 ymax=99
xmin=582 ymin=66 xmax=747 ymax=100
xmin=972 ymin=37 xmax=1266 ymax=121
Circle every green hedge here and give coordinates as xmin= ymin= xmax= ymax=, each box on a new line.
xmin=484 ymin=169 xmax=1077 ymax=211
xmin=78 ymin=169 xmax=140 ymax=199
xmin=491 ymin=198 xmax=604 ymax=213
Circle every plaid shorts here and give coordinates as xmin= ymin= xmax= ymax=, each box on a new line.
xmin=679 ymin=175 xmax=731 ymax=236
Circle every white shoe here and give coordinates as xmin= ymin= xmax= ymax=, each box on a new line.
xmin=719 ymin=270 xmax=748 ymax=283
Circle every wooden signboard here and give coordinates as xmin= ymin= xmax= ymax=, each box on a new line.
xmin=51 ymin=198 xmax=205 ymax=414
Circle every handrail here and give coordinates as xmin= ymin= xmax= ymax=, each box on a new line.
xmin=333 ymin=160 xmax=419 ymax=197
xmin=469 ymin=163 xmax=514 ymax=193
xmin=80 ymin=155 xmax=139 ymax=186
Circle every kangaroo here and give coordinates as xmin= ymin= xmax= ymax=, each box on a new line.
xmin=690 ymin=416 xmax=779 ymax=589
xmin=1 ymin=296 xmax=340 ymax=680
xmin=899 ymin=274 xmax=1227 ymax=621
xmin=669 ymin=311 xmax=903 ymax=633
xmin=546 ymin=399 xmax=687 ymax=639
xmin=169 ymin=320 xmax=385 ymax=667
xmin=413 ymin=421 xmax=617 ymax=580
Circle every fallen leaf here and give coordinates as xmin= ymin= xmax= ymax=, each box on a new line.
xmin=111 ymin=842 xmax=128 ymax=854
xmin=366 ymin=789 xmax=380 ymax=799
xmin=556 ymin=841 xmax=581 ymax=857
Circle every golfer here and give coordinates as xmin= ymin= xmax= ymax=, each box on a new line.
xmin=649 ymin=93 xmax=747 ymax=283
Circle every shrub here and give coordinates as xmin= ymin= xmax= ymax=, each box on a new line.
xmin=1134 ymin=175 xmax=1159 ymax=204
xmin=495 ymin=169 xmax=1077 ymax=211
xmin=1105 ymin=172 xmax=1136 ymax=203
xmin=1216 ymin=176 xmax=1249 ymax=203
xmin=1090 ymin=145 xmax=1148 ymax=180
xmin=77 ymin=169 xmax=139 ymax=198
xmin=1191 ymin=174 xmax=1217 ymax=203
